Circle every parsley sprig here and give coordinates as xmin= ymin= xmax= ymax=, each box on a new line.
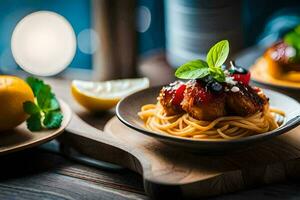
xmin=23 ymin=77 xmax=63 ymax=131
xmin=284 ymin=25 xmax=300 ymax=61
xmin=175 ymin=40 xmax=229 ymax=82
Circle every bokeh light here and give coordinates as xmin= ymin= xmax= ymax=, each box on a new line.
xmin=136 ymin=6 xmax=151 ymax=33
xmin=77 ymin=28 xmax=99 ymax=54
xmin=11 ymin=11 xmax=76 ymax=76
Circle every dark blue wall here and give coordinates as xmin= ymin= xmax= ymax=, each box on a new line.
xmin=0 ymin=0 xmax=91 ymax=70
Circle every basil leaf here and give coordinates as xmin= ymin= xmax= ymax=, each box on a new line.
xmin=175 ymin=59 xmax=209 ymax=79
xmin=206 ymin=40 xmax=229 ymax=68
xmin=209 ymin=66 xmax=226 ymax=82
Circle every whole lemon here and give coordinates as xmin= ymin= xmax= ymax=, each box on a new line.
xmin=0 ymin=75 xmax=34 ymax=131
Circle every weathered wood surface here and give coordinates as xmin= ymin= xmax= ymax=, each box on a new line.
xmin=2 ymin=77 xmax=300 ymax=199
xmin=45 ymin=78 xmax=300 ymax=199
xmin=60 ymin=113 xmax=300 ymax=199
xmin=0 ymin=148 xmax=147 ymax=200
xmin=2 ymin=128 xmax=300 ymax=200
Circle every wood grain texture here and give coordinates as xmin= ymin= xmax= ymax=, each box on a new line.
xmin=60 ymin=114 xmax=300 ymax=199
xmin=40 ymin=73 xmax=300 ymax=199
xmin=0 ymin=149 xmax=146 ymax=200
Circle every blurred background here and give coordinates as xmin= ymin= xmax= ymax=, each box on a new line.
xmin=1 ymin=0 xmax=300 ymax=82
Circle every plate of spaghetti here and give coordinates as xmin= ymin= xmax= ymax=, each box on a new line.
xmin=116 ymin=40 xmax=300 ymax=152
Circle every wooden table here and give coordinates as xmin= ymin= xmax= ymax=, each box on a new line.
xmin=2 ymin=77 xmax=300 ymax=200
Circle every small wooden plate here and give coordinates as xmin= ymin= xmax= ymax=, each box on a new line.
xmin=116 ymin=86 xmax=300 ymax=153
xmin=0 ymin=100 xmax=72 ymax=155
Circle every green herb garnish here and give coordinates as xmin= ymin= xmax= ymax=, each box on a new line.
xmin=283 ymin=25 xmax=300 ymax=61
xmin=23 ymin=77 xmax=63 ymax=131
xmin=284 ymin=25 xmax=300 ymax=49
xmin=175 ymin=40 xmax=229 ymax=82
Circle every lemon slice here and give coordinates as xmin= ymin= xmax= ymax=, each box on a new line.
xmin=71 ymin=78 xmax=150 ymax=111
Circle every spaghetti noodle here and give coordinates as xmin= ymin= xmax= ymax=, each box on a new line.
xmin=138 ymin=103 xmax=284 ymax=140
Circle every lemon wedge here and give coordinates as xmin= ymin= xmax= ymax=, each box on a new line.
xmin=71 ymin=78 xmax=150 ymax=111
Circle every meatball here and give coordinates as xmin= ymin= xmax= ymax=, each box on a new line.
xmin=181 ymin=80 xmax=226 ymax=121
xmin=158 ymin=81 xmax=185 ymax=115
xmin=226 ymin=83 xmax=268 ymax=116
xmin=264 ymin=41 xmax=300 ymax=79
xmin=264 ymin=41 xmax=298 ymax=68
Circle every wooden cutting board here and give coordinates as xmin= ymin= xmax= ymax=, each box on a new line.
xmin=60 ymin=115 xmax=300 ymax=199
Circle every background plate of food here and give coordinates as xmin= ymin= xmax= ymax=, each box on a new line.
xmin=236 ymin=25 xmax=300 ymax=94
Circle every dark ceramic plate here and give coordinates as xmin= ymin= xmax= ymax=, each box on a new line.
xmin=116 ymin=86 xmax=300 ymax=153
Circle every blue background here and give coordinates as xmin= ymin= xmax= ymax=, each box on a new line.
xmin=0 ymin=0 xmax=299 ymax=70
xmin=0 ymin=0 xmax=91 ymax=70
